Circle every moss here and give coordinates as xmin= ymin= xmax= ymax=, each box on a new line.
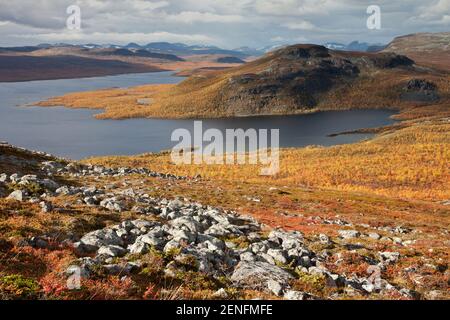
xmin=0 ymin=274 xmax=41 ymax=299
xmin=7 ymin=182 xmax=45 ymax=197
xmin=291 ymin=271 xmax=341 ymax=298
xmin=221 ymin=236 xmax=251 ymax=249
xmin=164 ymin=247 xmax=182 ymax=260
xmin=171 ymin=271 xmax=226 ymax=291
xmin=176 ymin=254 xmax=199 ymax=272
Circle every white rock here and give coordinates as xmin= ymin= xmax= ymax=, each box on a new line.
xmin=284 ymin=290 xmax=307 ymax=300
xmin=98 ymin=245 xmax=128 ymax=257
xmin=231 ymin=261 xmax=294 ymax=290
xmin=7 ymin=190 xmax=24 ymax=201
xmin=338 ymin=230 xmax=361 ymax=239
xmin=267 ymin=280 xmax=284 ymax=296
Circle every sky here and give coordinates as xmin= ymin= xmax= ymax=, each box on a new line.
xmin=0 ymin=0 xmax=448 ymax=48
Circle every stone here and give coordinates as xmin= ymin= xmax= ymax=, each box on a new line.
xmin=55 ymin=186 xmax=71 ymax=195
xmin=212 ymin=288 xmax=229 ymax=299
xmin=131 ymin=220 xmax=158 ymax=229
xmin=138 ymin=234 xmax=167 ymax=249
xmin=231 ymin=261 xmax=294 ymax=290
xmin=40 ymin=179 xmax=59 ymax=191
xmin=240 ymin=252 xmax=257 ymax=262
xmin=368 ymin=233 xmax=381 ymax=240
xmin=128 ymin=241 xmax=150 ymax=255
xmin=258 ymin=253 xmax=276 ymax=265
xmin=7 ymin=190 xmax=25 ymax=201
xmin=98 ymin=245 xmax=128 ymax=257
xmin=267 ymin=279 xmax=284 ymax=296
xmin=40 ymin=201 xmax=53 ymax=213
xmin=169 ymin=229 xmax=196 ymax=243
xmin=80 ymin=229 xmax=124 ymax=250
xmin=379 ymin=252 xmax=400 ymax=264
xmin=100 ymin=197 xmax=125 ymax=212
xmin=267 ymin=249 xmax=289 ymax=264
xmin=164 ymin=239 xmax=182 ymax=253
xmin=0 ymin=173 xmax=8 ymax=183
xmin=84 ymin=197 xmax=98 ymax=206
xmin=284 ymin=290 xmax=308 ymax=300
xmin=170 ymin=216 xmax=203 ymax=233
xmin=319 ymin=234 xmax=331 ymax=244
xmin=168 ymin=199 xmax=184 ymax=210
xmin=338 ymin=230 xmax=360 ymax=239
xmin=9 ymin=173 xmax=20 ymax=183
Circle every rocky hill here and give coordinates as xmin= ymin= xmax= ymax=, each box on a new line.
xmin=136 ymin=43 xmax=448 ymax=119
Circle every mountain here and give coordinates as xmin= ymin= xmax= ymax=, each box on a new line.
xmin=1 ymin=42 xmax=262 ymax=58
xmin=383 ymin=32 xmax=450 ymax=70
xmin=95 ymin=48 xmax=185 ymax=61
xmin=142 ymin=42 xmax=252 ymax=58
xmin=216 ymin=56 xmax=246 ymax=64
xmin=324 ymin=41 xmax=386 ymax=52
xmin=141 ymin=44 xmax=448 ymax=118
xmin=0 ymin=55 xmax=161 ymax=82
xmin=324 ymin=42 xmax=347 ymax=50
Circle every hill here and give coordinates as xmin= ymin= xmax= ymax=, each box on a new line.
xmin=383 ymin=32 xmax=450 ymax=71
xmin=0 ymin=55 xmax=162 ymax=82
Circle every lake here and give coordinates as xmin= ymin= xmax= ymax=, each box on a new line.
xmin=0 ymin=71 xmax=397 ymax=160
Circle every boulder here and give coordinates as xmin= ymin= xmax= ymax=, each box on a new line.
xmin=284 ymin=290 xmax=309 ymax=300
xmin=128 ymin=241 xmax=150 ymax=255
xmin=212 ymin=288 xmax=229 ymax=299
xmin=100 ymin=197 xmax=126 ymax=212
xmin=267 ymin=279 xmax=285 ymax=296
xmin=231 ymin=261 xmax=294 ymax=290
xmin=401 ymin=79 xmax=439 ymax=102
xmin=80 ymin=229 xmax=124 ymax=251
xmin=98 ymin=245 xmax=128 ymax=257
xmin=40 ymin=201 xmax=53 ymax=213
xmin=0 ymin=174 xmax=8 ymax=183
xmin=379 ymin=252 xmax=400 ymax=264
xmin=267 ymin=249 xmax=289 ymax=264
xmin=170 ymin=216 xmax=203 ymax=233
xmin=338 ymin=230 xmax=360 ymax=239
xmin=7 ymin=190 xmax=25 ymax=201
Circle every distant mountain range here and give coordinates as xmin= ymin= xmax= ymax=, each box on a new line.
xmin=0 ymin=41 xmax=390 ymax=59
xmin=324 ymin=41 xmax=387 ymax=52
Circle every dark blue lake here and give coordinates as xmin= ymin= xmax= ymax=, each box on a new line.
xmin=0 ymin=71 xmax=396 ymax=159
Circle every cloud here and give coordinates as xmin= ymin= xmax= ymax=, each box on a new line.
xmin=0 ymin=0 xmax=448 ymax=48
xmin=166 ymin=11 xmax=246 ymax=24
xmin=282 ymin=21 xmax=316 ymax=30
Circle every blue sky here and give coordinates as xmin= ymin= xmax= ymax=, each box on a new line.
xmin=0 ymin=0 xmax=448 ymax=48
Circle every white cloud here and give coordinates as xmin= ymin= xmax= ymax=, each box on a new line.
xmin=0 ymin=0 xmax=448 ymax=48
xmin=282 ymin=21 xmax=316 ymax=30
xmin=167 ymin=11 xmax=245 ymax=24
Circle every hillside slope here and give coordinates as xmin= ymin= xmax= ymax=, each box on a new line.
xmin=0 ymin=55 xmax=163 ymax=82
xmin=383 ymin=32 xmax=450 ymax=71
